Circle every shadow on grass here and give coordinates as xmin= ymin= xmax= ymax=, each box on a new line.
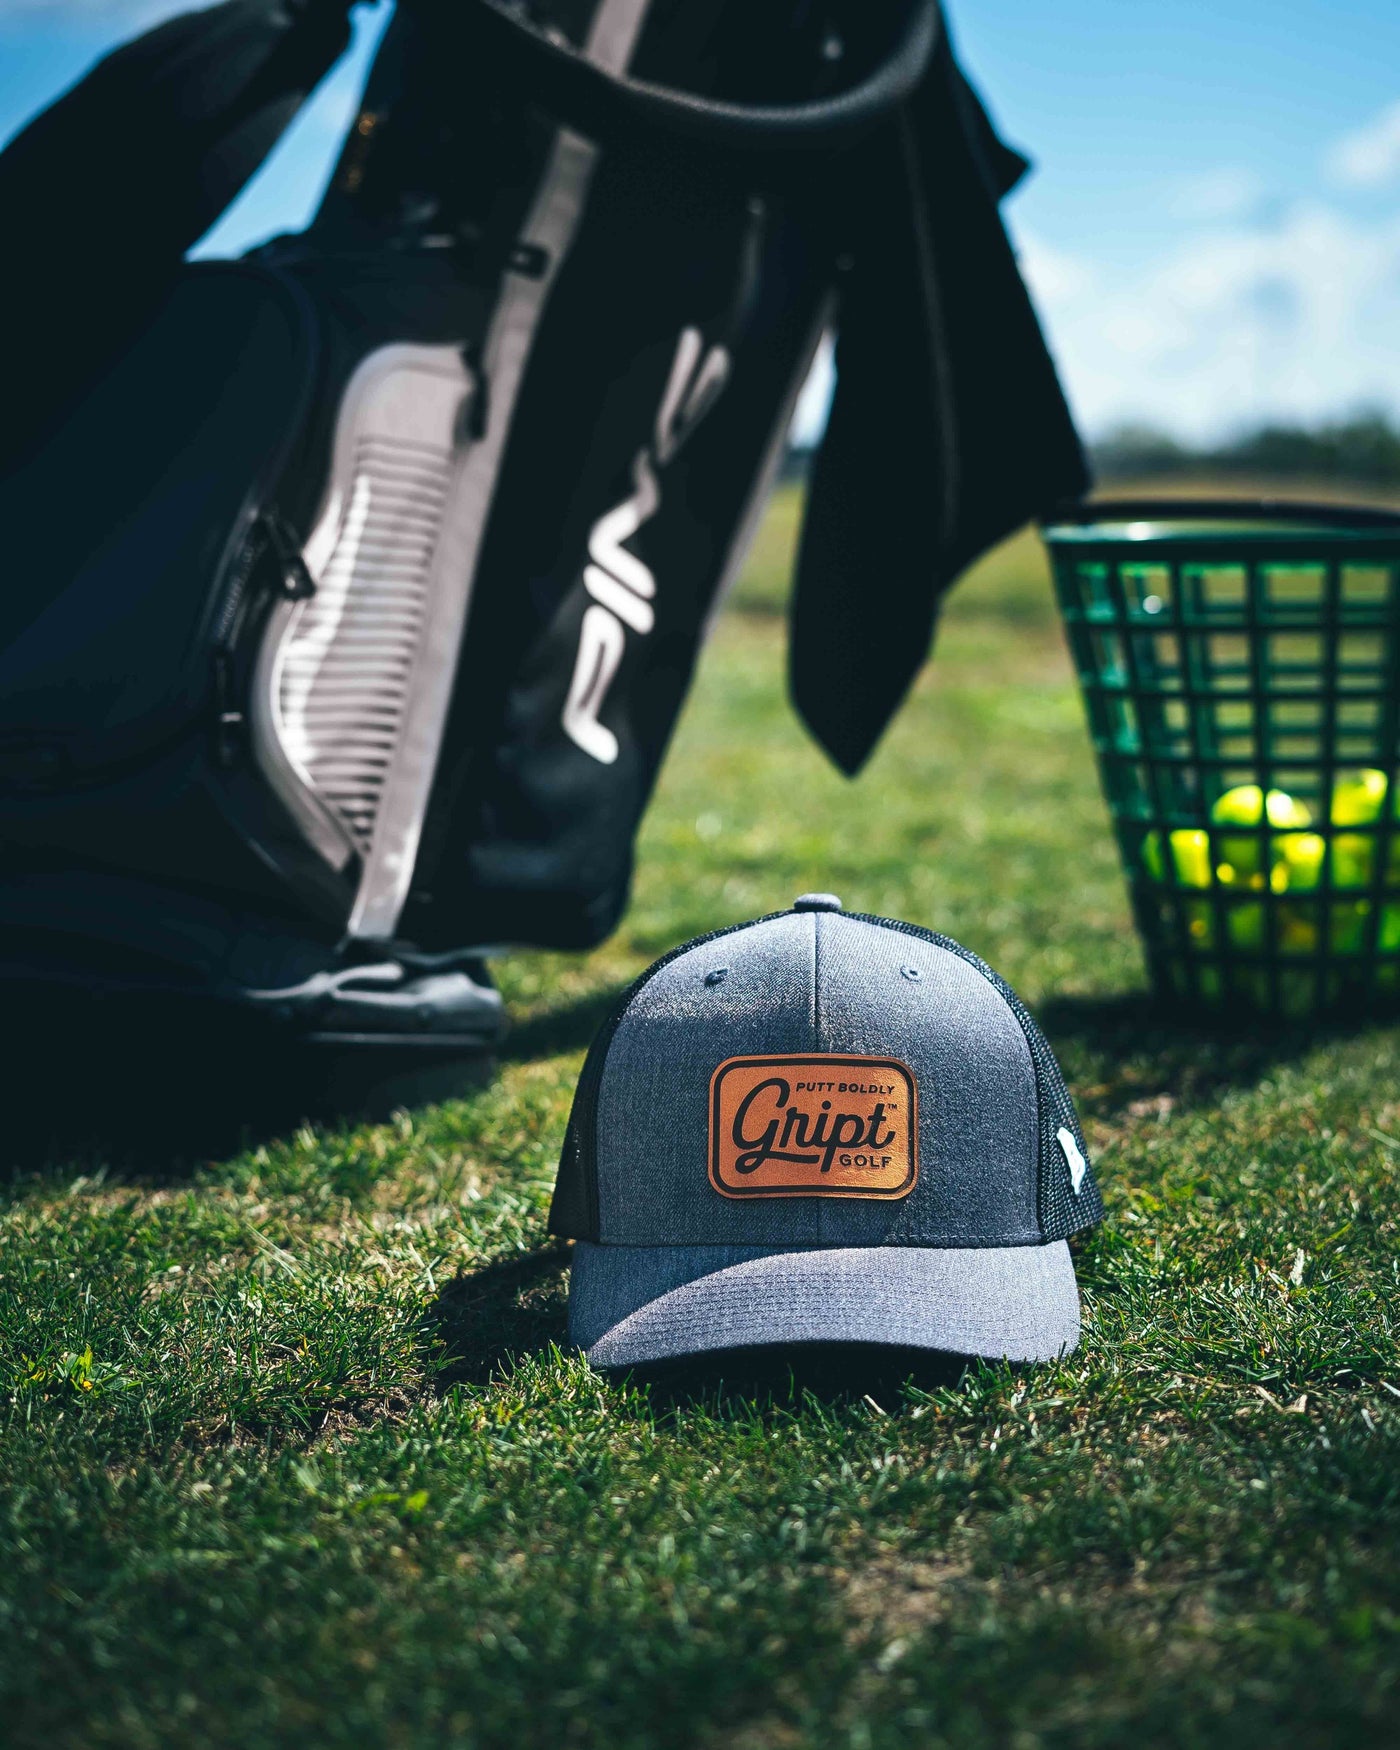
xmin=498 ymin=983 xmax=625 ymax=1064
xmin=615 ymin=1343 xmax=973 ymax=1415
xmin=1 ymin=976 xmax=625 ymax=1181
xmin=1036 ymin=991 xmax=1386 ymax=1125
xmin=424 ymin=1246 xmax=975 ymax=1412
xmin=1 ymin=995 xmax=494 ymax=1179
xmin=427 ymin=1244 xmax=572 ymax=1388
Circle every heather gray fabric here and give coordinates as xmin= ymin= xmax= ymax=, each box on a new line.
xmin=564 ymin=897 xmax=1096 ymax=1368
xmin=570 ymin=1239 xmax=1081 ymax=1367
xmin=593 ymin=908 xmax=1041 ymax=1247
xmin=817 ymin=912 xmax=1038 ymax=1244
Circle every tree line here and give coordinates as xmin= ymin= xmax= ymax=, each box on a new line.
xmin=1091 ymin=411 xmax=1400 ymax=485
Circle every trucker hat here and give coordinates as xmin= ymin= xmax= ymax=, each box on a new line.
xmin=549 ymin=895 xmax=1103 ymax=1369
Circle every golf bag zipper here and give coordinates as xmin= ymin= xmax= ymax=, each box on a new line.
xmin=212 ymin=507 xmax=318 ymax=766
xmin=261 ymin=507 xmax=317 ymax=601
xmin=199 ymin=262 xmax=323 ymax=769
xmin=215 ymin=507 xmax=316 ymax=634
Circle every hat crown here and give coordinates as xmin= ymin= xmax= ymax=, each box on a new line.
xmin=549 ymin=906 xmax=1101 ymax=1249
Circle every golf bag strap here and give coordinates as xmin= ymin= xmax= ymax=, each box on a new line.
xmin=0 ymin=0 xmax=356 ymax=272
xmin=405 ymin=0 xmax=941 ymax=152
xmin=0 ymin=0 xmax=357 ymax=470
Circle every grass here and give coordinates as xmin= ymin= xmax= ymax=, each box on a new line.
xmin=2 ymin=484 xmax=1398 ymax=1747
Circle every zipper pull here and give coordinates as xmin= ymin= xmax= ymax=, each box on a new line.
xmin=262 ymin=509 xmax=316 ymax=600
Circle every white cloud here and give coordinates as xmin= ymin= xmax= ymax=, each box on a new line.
xmin=1327 ymin=99 xmax=1400 ymax=189
xmin=1168 ymin=167 xmax=1266 ymax=223
xmin=1019 ymin=230 xmax=1097 ymax=306
xmin=1018 ymin=201 xmax=1400 ymax=443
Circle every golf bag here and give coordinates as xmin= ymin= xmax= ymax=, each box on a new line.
xmin=0 ymin=0 xmax=1086 ymax=1045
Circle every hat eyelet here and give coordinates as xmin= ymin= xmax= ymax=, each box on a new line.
xmin=704 ymin=967 xmax=729 ymax=987
xmin=900 ymin=964 xmax=923 ymax=982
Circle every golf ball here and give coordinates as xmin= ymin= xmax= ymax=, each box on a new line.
xmin=1210 ymin=785 xmax=1312 ymax=887
xmin=1142 ymin=827 xmax=1212 ymax=888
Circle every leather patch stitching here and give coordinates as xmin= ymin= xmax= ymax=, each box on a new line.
xmin=708 ymin=1054 xmax=919 ymax=1199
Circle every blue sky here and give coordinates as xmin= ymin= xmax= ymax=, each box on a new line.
xmin=3 ymin=0 xmax=1400 ymax=444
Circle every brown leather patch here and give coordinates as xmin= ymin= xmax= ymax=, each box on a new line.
xmin=709 ymin=1054 xmax=918 ymax=1199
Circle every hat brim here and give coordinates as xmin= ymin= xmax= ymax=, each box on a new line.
xmin=568 ymin=1240 xmax=1081 ymax=1370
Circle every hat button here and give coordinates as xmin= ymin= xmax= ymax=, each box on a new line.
xmin=793 ymin=892 xmax=843 ymax=912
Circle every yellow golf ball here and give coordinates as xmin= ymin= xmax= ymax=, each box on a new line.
xmin=1274 ymin=827 xmax=1369 ymax=893
xmin=1331 ymin=768 xmax=1388 ymax=826
xmin=1274 ymin=831 xmax=1325 ymax=892
xmin=1326 ymin=770 xmax=1388 ymax=890
xmin=1142 ymin=827 xmax=1212 ymax=888
xmin=1332 ymin=834 xmax=1375 ymax=889
xmin=1211 ymin=785 xmax=1312 ymax=885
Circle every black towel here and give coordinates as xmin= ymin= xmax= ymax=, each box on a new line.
xmin=792 ymin=15 xmax=1089 ymax=774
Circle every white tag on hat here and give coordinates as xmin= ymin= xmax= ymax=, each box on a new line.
xmin=1057 ymin=1126 xmax=1088 ymax=1195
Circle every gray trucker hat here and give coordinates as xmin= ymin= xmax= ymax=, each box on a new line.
xmin=548 ymin=895 xmax=1103 ymax=1368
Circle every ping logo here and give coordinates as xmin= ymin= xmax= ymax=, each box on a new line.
xmin=561 ymin=326 xmax=730 ymax=765
xmin=709 ymin=1055 xmax=919 ymax=1200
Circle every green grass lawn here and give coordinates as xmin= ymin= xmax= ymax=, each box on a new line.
xmin=3 ymin=485 xmax=1398 ymax=1747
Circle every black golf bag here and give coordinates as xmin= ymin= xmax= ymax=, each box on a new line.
xmin=0 ymin=0 xmax=1086 ymax=1047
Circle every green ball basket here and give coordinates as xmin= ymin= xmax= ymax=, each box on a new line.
xmin=1041 ymin=499 xmax=1400 ymax=1020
